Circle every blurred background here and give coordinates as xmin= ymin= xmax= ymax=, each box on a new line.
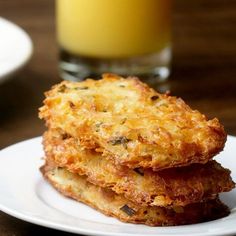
xmin=0 ymin=0 xmax=236 ymax=235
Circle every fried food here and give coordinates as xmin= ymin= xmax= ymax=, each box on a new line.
xmin=43 ymin=128 xmax=235 ymax=207
xmin=39 ymin=74 xmax=226 ymax=170
xmin=41 ymin=164 xmax=230 ymax=226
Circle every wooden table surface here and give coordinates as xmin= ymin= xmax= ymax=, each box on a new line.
xmin=0 ymin=0 xmax=236 ymax=235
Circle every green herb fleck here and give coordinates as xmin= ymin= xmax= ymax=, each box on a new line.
xmin=120 ymin=118 xmax=127 ymax=124
xmin=95 ymin=122 xmax=103 ymax=132
xmin=95 ymin=122 xmax=103 ymax=128
xmin=120 ymin=205 xmax=136 ymax=216
xmin=108 ymin=136 xmax=130 ymax=148
xmin=58 ymin=84 xmax=67 ymax=93
xmin=74 ymin=86 xmax=89 ymax=90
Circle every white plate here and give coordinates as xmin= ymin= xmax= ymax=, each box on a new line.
xmin=0 ymin=17 xmax=33 ymax=83
xmin=0 ymin=136 xmax=236 ymax=236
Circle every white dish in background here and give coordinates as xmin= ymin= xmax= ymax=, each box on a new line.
xmin=0 ymin=136 xmax=235 ymax=236
xmin=0 ymin=17 xmax=33 ymax=83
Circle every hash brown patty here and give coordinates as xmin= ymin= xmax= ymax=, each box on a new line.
xmin=41 ymin=164 xmax=230 ymax=226
xmin=39 ymin=74 xmax=226 ymax=170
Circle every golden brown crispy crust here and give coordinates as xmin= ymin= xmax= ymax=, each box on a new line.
xmin=41 ymin=164 xmax=230 ymax=226
xmin=39 ymin=74 xmax=226 ymax=170
xmin=42 ymin=129 xmax=235 ymax=207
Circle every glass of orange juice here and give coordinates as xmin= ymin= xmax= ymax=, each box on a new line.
xmin=57 ymin=0 xmax=171 ymax=81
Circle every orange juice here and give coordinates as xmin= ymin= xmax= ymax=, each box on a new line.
xmin=57 ymin=0 xmax=171 ymax=59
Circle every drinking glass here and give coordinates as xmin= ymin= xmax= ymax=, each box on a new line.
xmin=57 ymin=0 xmax=172 ymax=81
